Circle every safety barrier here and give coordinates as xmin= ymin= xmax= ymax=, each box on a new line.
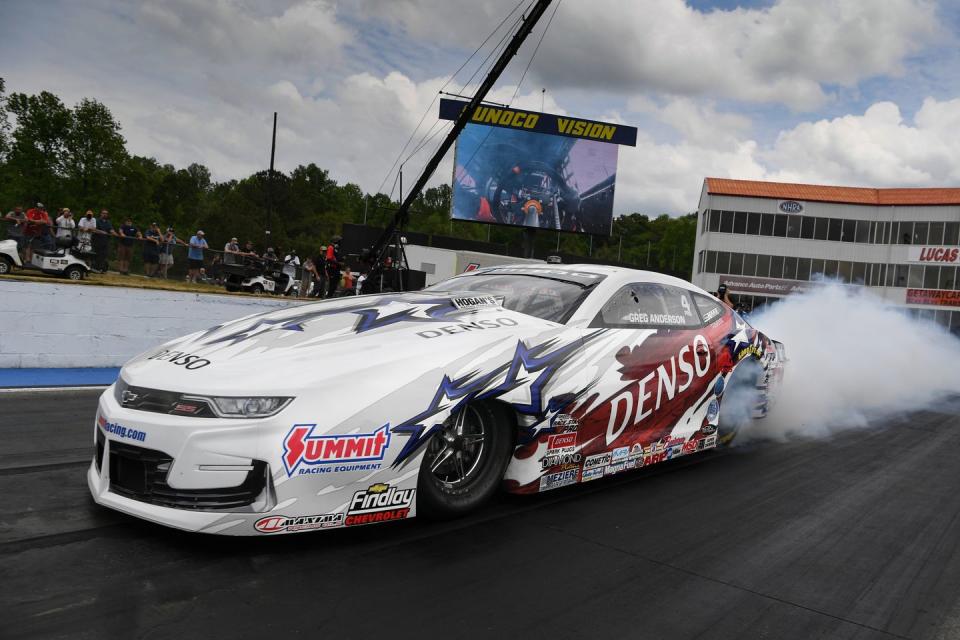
xmin=0 ymin=279 xmax=305 ymax=368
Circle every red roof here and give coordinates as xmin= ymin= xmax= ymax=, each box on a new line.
xmin=705 ymin=178 xmax=960 ymax=206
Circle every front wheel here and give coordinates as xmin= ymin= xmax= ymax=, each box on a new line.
xmin=64 ymin=266 xmax=84 ymax=281
xmin=0 ymin=257 xmax=11 ymax=275
xmin=417 ymin=402 xmax=513 ymax=519
xmin=250 ymin=283 xmax=264 ymax=295
xmin=717 ymin=358 xmax=763 ymax=446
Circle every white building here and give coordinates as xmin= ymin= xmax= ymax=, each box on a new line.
xmin=692 ymin=178 xmax=960 ymax=334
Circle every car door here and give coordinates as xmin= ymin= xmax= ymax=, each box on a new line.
xmin=585 ymin=282 xmax=716 ymax=457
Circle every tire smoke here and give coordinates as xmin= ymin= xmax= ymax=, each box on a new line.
xmin=741 ymin=283 xmax=960 ymax=441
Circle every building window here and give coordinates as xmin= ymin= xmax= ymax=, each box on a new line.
xmin=716 ymin=251 xmax=730 ymax=273
xmin=786 ymin=216 xmax=801 ymax=238
xmin=855 ymin=220 xmax=870 ymax=243
xmin=894 ymin=264 xmax=908 ymax=287
xmin=729 ymin=252 xmax=743 ymax=275
xmin=940 ymin=266 xmax=957 ymax=290
xmin=809 ymin=258 xmax=824 ymax=279
xmin=929 ymin=221 xmax=945 ymax=245
xmin=913 ymin=222 xmax=929 ymax=245
xmin=800 ymin=216 xmax=815 ymax=239
xmin=827 ymin=218 xmax=842 ymax=241
xmin=841 ymin=219 xmax=856 ymax=242
xmin=824 ymin=260 xmax=839 ymax=279
xmin=781 ymin=256 xmax=796 ymax=280
xmin=797 ymin=257 xmax=812 ymax=281
xmin=742 ymin=253 xmax=757 ymax=276
xmin=852 ymin=262 xmax=867 ymax=284
xmin=898 ymin=221 xmax=913 ymax=244
xmin=773 ymin=214 xmax=788 ymax=237
xmin=908 ymin=265 xmax=924 ymax=288
xmin=756 ymin=254 xmax=770 ymax=277
xmin=812 ymin=217 xmax=827 ymax=241
xmin=719 ymin=210 xmax=734 ymax=233
xmin=747 ymin=212 xmax=761 ymax=235
xmin=924 ymin=265 xmax=940 ymax=289
xmin=945 ymin=222 xmax=960 ymax=246
xmin=769 ymin=255 xmax=784 ymax=279
xmin=709 ymin=210 xmax=721 ymax=232
xmin=837 ymin=261 xmax=852 ymax=283
xmin=759 ymin=213 xmax=774 ymax=236
xmin=706 ymin=250 xmax=718 ymax=273
xmin=733 ymin=211 xmax=748 ymax=235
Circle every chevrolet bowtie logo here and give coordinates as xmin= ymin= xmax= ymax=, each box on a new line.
xmin=121 ymin=390 xmax=138 ymax=404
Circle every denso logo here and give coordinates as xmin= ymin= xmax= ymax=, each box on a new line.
xmin=282 ymin=425 xmax=390 ymax=476
xmin=147 ymin=348 xmax=211 ymax=370
xmin=547 ymin=433 xmax=577 ymax=450
xmin=778 ymin=200 xmax=803 ymax=213
xmin=606 ymin=335 xmax=711 ymax=445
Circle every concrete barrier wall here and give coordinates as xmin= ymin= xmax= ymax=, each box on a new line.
xmin=0 ymin=280 xmax=305 ymax=368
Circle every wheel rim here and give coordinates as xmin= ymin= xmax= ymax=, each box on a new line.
xmin=0 ymin=263 xmax=8 ymax=274
xmin=427 ymin=406 xmax=486 ymax=488
xmin=69 ymin=270 xmax=81 ymax=280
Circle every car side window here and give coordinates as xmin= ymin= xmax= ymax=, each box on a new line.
xmin=593 ymin=283 xmax=701 ymax=328
xmin=692 ymin=293 xmax=725 ymax=325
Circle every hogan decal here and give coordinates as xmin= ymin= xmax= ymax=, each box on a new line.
xmin=147 ymin=348 xmax=212 ymax=370
xmin=282 ymin=425 xmax=390 ymax=476
xmin=416 ymin=317 xmax=519 ymax=339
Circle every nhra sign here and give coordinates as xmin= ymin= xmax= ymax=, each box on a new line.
xmin=905 ymin=289 xmax=960 ymax=307
xmin=906 ymin=246 xmax=960 ymax=264
xmin=439 ymin=99 xmax=637 ymax=146
xmin=778 ymin=200 xmax=804 ymax=214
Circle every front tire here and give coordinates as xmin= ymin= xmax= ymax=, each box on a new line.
xmin=0 ymin=257 xmax=11 ymax=275
xmin=417 ymin=402 xmax=513 ymax=519
xmin=64 ymin=266 xmax=84 ymax=281
xmin=717 ymin=358 xmax=763 ymax=446
xmin=250 ymin=283 xmax=264 ymax=295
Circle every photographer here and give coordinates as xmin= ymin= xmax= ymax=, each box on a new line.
xmin=715 ymin=283 xmax=733 ymax=306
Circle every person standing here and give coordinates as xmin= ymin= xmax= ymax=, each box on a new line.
xmin=93 ymin=209 xmax=115 ymax=273
xmin=77 ymin=210 xmax=97 ymax=253
xmin=143 ymin=222 xmax=162 ymax=277
xmin=282 ymin=248 xmax=300 ymax=289
xmin=325 ymin=236 xmax=341 ymax=298
xmin=5 ymin=206 xmax=27 ymax=258
xmin=223 ymin=237 xmax=241 ymax=265
xmin=187 ymin=229 xmax=208 ymax=283
xmin=117 ymin=217 xmax=141 ymax=275
xmin=23 ymin=203 xmax=51 ymax=262
xmin=159 ymin=226 xmax=182 ymax=279
xmin=55 ymin=208 xmax=76 ymax=245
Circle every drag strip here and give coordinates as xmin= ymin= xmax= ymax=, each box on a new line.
xmin=2 ymin=390 xmax=960 ymax=639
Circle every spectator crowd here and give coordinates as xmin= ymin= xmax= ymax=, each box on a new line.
xmin=3 ymin=202 xmax=359 ymax=298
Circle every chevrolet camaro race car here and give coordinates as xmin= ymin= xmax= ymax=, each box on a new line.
xmin=88 ymin=264 xmax=785 ymax=535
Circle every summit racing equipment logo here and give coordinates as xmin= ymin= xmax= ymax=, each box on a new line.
xmin=345 ymin=483 xmax=415 ymax=526
xmin=282 ymin=425 xmax=390 ymax=476
xmin=254 ymin=513 xmax=344 ymax=534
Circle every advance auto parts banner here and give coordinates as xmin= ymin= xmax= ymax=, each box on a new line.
xmin=442 ymin=99 xmax=636 ymax=236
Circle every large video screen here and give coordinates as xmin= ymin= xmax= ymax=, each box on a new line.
xmin=452 ymin=123 xmax=619 ymax=235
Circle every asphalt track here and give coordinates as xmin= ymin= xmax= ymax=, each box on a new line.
xmin=3 ymin=390 xmax=960 ymax=640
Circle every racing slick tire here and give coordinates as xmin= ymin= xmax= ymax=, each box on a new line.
xmin=64 ymin=266 xmax=84 ymax=281
xmin=0 ymin=257 xmax=11 ymax=275
xmin=717 ymin=358 xmax=763 ymax=447
xmin=417 ymin=402 xmax=513 ymax=519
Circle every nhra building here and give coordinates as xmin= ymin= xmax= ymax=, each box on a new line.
xmin=692 ymin=178 xmax=960 ymax=334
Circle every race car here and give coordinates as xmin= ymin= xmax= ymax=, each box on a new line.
xmin=88 ymin=264 xmax=785 ymax=535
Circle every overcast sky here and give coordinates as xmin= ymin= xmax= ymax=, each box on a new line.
xmin=3 ymin=0 xmax=960 ymax=216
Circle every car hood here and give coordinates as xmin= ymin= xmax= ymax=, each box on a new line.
xmin=120 ymin=291 xmax=566 ymax=395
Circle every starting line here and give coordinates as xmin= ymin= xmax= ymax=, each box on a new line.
xmin=0 ymin=367 xmax=120 ymax=389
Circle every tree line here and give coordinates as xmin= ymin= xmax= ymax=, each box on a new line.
xmin=0 ymin=78 xmax=697 ymax=277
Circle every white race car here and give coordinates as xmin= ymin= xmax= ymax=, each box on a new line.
xmin=89 ymin=264 xmax=785 ymax=535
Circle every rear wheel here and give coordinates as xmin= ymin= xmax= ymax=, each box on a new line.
xmin=64 ymin=266 xmax=84 ymax=281
xmin=417 ymin=402 xmax=513 ymax=518
xmin=0 ymin=257 xmax=11 ymax=275
xmin=250 ymin=283 xmax=264 ymax=295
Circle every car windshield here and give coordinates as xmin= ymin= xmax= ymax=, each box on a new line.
xmin=425 ymin=273 xmax=595 ymax=323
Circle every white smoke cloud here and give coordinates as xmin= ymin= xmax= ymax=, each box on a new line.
xmin=742 ymin=284 xmax=960 ymax=440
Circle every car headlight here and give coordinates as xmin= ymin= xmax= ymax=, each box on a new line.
xmin=186 ymin=395 xmax=293 ymax=419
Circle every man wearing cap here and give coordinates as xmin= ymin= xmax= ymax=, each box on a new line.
xmin=159 ymin=226 xmax=182 ymax=279
xmin=93 ymin=209 xmax=115 ymax=273
xmin=187 ymin=229 xmax=208 ymax=283
xmin=143 ymin=222 xmax=162 ymax=277
xmin=223 ymin=237 xmax=241 ymax=266
xmin=24 ymin=203 xmax=51 ymax=263
xmin=77 ymin=210 xmax=97 ymax=253
xmin=117 ymin=217 xmax=141 ymax=275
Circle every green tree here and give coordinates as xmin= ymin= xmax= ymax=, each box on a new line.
xmin=5 ymin=90 xmax=72 ymax=204
xmin=63 ymin=98 xmax=128 ymax=208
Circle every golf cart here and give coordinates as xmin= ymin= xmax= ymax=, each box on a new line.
xmin=222 ymin=255 xmax=301 ymax=295
xmin=30 ymin=237 xmax=93 ymax=280
xmin=0 ymin=239 xmax=23 ymax=275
